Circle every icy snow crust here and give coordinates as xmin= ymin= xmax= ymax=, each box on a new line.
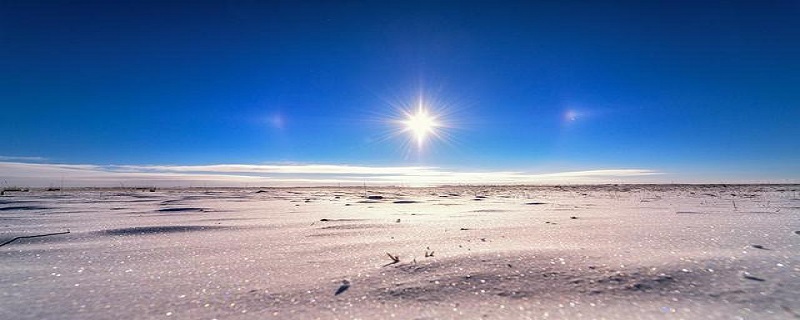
xmin=1 ymin=185 xmax=798 ymax=319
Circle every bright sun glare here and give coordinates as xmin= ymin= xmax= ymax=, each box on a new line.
xmin=403 ymin=105 xmax=440 ymax=147
xmin=387 ymin=94 xmax=453 ymax=154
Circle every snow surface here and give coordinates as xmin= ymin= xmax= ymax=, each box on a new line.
xmin=1 ymin=185 xmax=799 ymax=319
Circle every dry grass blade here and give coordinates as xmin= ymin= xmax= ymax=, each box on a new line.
xmin=384 ymin=252 xmax=400 ymax=266
xmin=0 ymin=230 xmax=70 ymax=247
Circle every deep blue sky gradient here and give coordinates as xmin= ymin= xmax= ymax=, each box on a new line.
xmin=2 ymin=1 xmax=798 ymax=182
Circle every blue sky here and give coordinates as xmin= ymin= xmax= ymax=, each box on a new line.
xmin=1 ymin=1 xmax=798 ymax=186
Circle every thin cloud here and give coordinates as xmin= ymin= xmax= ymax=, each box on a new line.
xmin=0 ymin=155 xmax=47 ymax=162
xmin=368 ymin=169 xmax=661 ymax=185
xmin=113 ymin=164 xmax=438 ymax=175
xmin=0 ymin=161 xmax=662 ymax=187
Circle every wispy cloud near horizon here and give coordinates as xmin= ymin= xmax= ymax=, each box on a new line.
xmin=0 ymin=155 xmax=48 ymax=162
xmin=0 ymin=161 xmax=664 ymax=187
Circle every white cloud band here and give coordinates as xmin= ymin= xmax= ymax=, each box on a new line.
xmin=0 ymin=161 xmax=661 ymax=187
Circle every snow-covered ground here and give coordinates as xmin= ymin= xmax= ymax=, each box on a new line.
xmin=2 ymin=185 xmax=798 ymax=319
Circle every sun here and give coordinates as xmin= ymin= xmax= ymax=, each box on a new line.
xmin=402 ymin=104 xmax=440 ymax=147
xmin=384 ymin=93 xmax=455 ymax=154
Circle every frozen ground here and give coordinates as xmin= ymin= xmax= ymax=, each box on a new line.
xmin=1 ymin=185 xmax=798 ymax=319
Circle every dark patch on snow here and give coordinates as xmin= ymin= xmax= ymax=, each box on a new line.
xmin=157 ymin=207 xmax=206 ymax=213
xmin=0 ymin=206 xmax=50 ymax=211
xmin=102 ymin=225 xmax=226 ymax=235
